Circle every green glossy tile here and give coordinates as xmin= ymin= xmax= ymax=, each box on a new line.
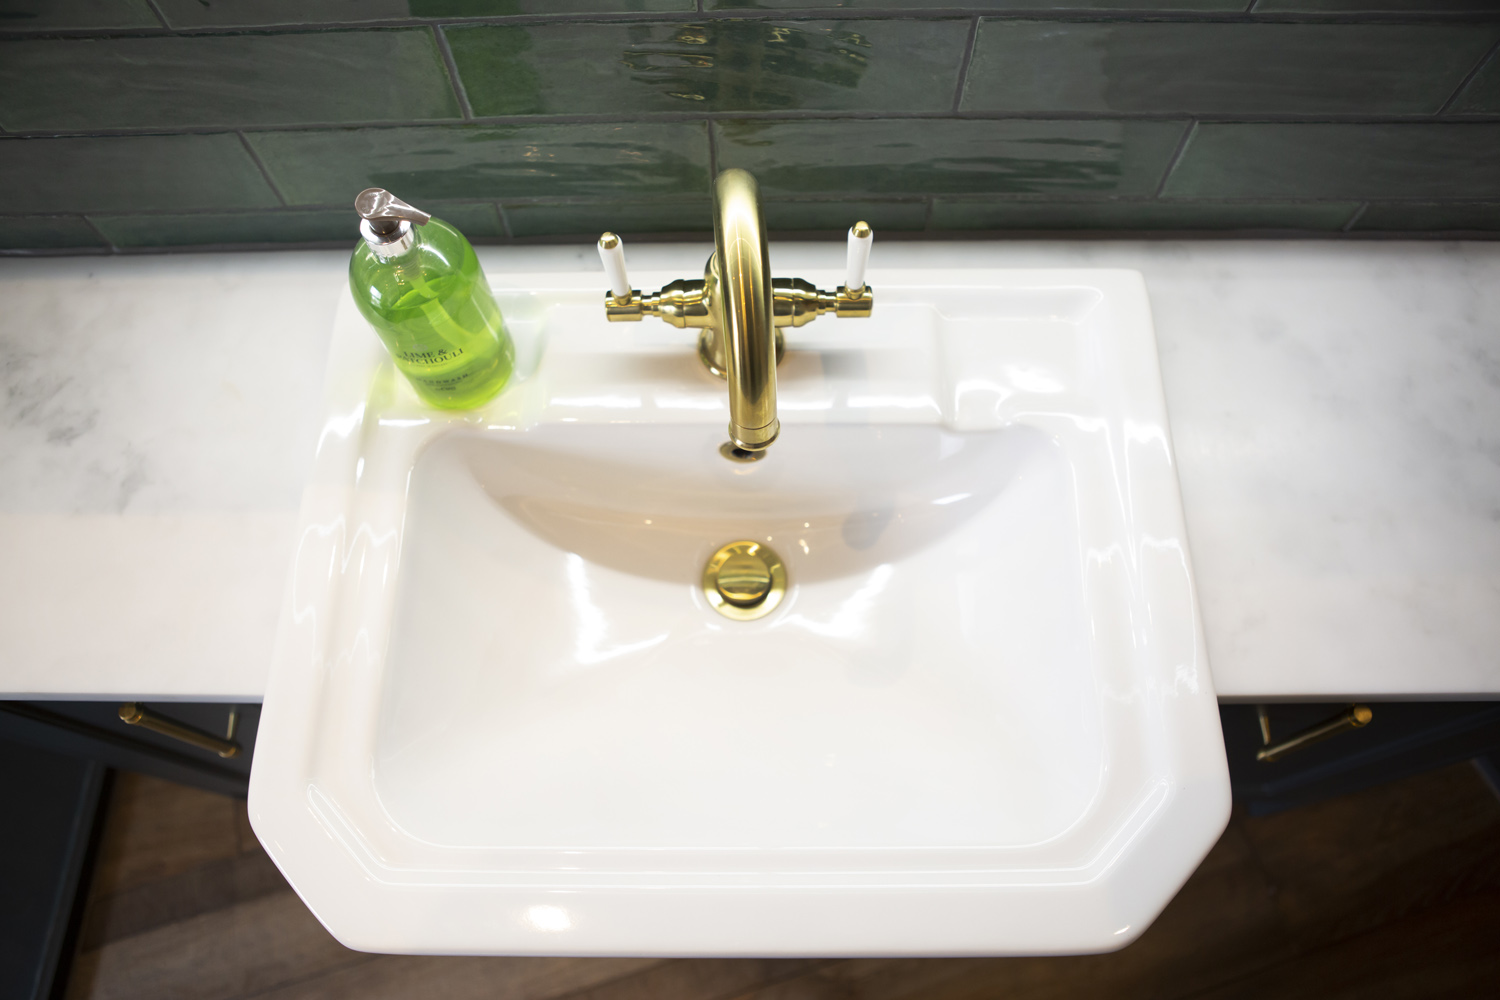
xmin=505 ymin=199 xmax=713 ymax=237
xmin=709 ymin=2 xmax=1244 ymax=9
xmin=1353 ymin=203 xmax=1500 ymax=231
xmin=427 ymin=202 xmax=507 ymax=238
xmin=0 ymin=1 xmax=157 ymax=31
xmin=505 ymin=196 xmax=926 ymax=237
xmin=248 ymin=123 xmax=711 ymax=206
xmin=448 ymin=19 xmax=967 ymax=116
xmin=762 ymin=199 xmax=926 ymax=231
xmin=1452 ymin=50 xmax=1500 ymax=115
xmin=1 ymin=134 xmax=280 ymax=214
xmin=929 ymin=198 xmax=1360 ymax=231
xmin=149 ymin=1 xmax=687 ymax=27
xmin=89 ymin=209 xmax=356 ymax=247
xmin=154 ymin=1 xmax=691 ymax=28
xmin=715 ymin=118 xmax=1187 ymax=197
xmin=0 ymin=31 xmax=459 ymax=132
xmin=1255 ymin=1 xmax=1500 ymax=11
xmin=0 ymin=216 xmax=109 ymax=250
xmin=963 ymin=21 xmax=1497 ymax=116
xmin=89 ymin=201 xmax=502 ymax=247
xmin=154 ymin=0 xmax=407 ymax=27
xmin=1162 ymin=124 xmax=1500 ymax=201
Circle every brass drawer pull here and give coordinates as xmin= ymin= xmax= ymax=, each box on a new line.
xmin=118 ymin=703 xmax=242 ymax=759
xmin=1256 ymin=704 xmax=1372 ymax=763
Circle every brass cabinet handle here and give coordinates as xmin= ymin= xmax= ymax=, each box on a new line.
xmin=118 ymin=703 xmax=242 ymax=759
xmin=1256 ymin=704 xmax=1372 ymax=763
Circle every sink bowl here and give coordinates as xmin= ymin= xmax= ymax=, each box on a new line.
xmin=250 ymin=250 xmax=1229 ymax=956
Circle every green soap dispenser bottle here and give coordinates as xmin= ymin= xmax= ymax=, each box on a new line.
xmin=349 ymin=188 xmax=515 ymax=409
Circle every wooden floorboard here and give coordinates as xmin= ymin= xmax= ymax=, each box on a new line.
xmin=61 ymin=762 xmax=1500 ymax=1000
xmin=249 ymin=954 xmax=664 ymax=1000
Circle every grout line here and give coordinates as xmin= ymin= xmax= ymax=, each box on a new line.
xmin=6 ymin=229 xmax=1500 ymax=258
xmin=4 ymin=109 xmax=1499 ymax=142
xmin=951 ymin=16 xmax=981 ymax=114
xmin=497 ymin=202 xmax=515 ymax=240
xmin=1437 ymin=36 xmax=1500 ymax=116
xmin=141 ymin=0 xmax=170 ymax=30
xmin=3 ymin=9 xmax=1500 ymax=38
xmin=79 ymin=215 xmax=118 ymax=252
xmin=1342 ymin=202 xmax=1369 ymax=232
xmin=3 ymin=196 xmax=1492 ymax=222
xmin=235 ymin=131 xmax=288 ymax=207
xmin=1154 ymin=121 xmax=1198 ymax=199
xmin=432 ymin=25 xmax=474 ymax=121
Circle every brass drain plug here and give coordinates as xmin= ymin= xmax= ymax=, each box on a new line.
xmin=703 ymin=541 xmax=786 ymax=621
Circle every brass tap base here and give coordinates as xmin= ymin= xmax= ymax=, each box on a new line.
xmin=703 ymin=541 xmax=786 ymax=621
xmin=719 ymin=441 xmax=768 ymax=463
xmin=728 ymin=418 xmax=779 ymax=453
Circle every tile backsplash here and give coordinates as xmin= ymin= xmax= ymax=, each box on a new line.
xmin=1 ymin=1 xmax=1497 ymax=252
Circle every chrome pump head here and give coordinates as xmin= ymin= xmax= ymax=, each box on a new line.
xmin=355 ymin=188 xmax=432 ymax=257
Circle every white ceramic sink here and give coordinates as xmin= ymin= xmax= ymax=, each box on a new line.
xmin=250 ymin=249 xmax=1229 ymax=956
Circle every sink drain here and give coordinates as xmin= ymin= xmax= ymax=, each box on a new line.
xmin=702 ymin=541 xmax=786 ymax=621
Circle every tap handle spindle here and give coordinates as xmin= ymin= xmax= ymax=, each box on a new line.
xmin=845 ymin=221 xmax=873 ymax=297
xmin=598 ymin=232 xmax=632 ymax=303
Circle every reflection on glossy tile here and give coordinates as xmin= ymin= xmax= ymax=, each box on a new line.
xmin=1162 ymin=124 xmax=1500 ymax=200
xmin=89 ymin=202 xmax=503 ymax=247
xmin=716 ymin=118 xmax=1186 ymax=197
xmin=0 ymin=216 xmax=110 ymax=251
xmin=0 ymin=31 xmax=460 ymax=132
xmin=448 ymin=19 xmax=967 ymax=116
xmin=1452 ymin=50 xmax=1500 ymax=115
xmin=2 ymin=134 xmax=280 ymax=214
xmin=1353 ymin=203 xmax=1500 ymax=231
xmin=0 ymin=0 xmax=157 ymax=29
xmin=153 ymin=0 xmax=692 ymax=28
xmin=963 ymin=21 xmax=1498 ymax=115
xmin=929 ymin=198 xmax=1359 ymax=232
xmin=248 ymin=123 xmax=711 ymax=205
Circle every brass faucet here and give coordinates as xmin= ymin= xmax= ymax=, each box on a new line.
xmin=598 ymin=168 xmax=874 ymax=455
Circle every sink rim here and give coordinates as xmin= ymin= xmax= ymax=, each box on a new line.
xmin=248 ymin=258 xmax=1230 ymax=956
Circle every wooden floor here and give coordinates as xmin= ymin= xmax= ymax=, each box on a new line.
xmin=62 ymin=762 xmax=1500 ymax=1000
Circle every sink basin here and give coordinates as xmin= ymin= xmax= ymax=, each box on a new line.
xmin=250 ymin=250 xmax=1229 ymax=956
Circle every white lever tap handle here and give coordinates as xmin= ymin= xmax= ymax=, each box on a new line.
xmin=597 ymin=232 xmax=632 ymax=301
xmin=845 ymin=221 xmax=873 ymax=295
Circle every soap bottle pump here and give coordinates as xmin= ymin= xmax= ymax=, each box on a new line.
xmin=348 ymin=188 xmax=515 ymax=410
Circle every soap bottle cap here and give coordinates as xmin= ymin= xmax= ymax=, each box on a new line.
xmin=355 ymin=188 xmax=432 ymax=258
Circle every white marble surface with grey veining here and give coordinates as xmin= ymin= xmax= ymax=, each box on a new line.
xmin=1 ymin=241 xmax=1497 ymax=699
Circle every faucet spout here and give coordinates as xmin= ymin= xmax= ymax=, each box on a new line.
xmin=711 ymin=169 xmax=778 ymax=453
xmin=597 ymin=170 xmax=874 ymax=458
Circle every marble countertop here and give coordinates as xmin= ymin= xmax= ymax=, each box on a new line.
xmin=2 ymin=241 xmax=1497 ymax=702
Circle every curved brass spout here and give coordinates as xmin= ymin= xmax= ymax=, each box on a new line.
xmin=711 ymin=169 xmax=778 ymax=452
xmin=597 ymin=171 xmax=875 ymax=458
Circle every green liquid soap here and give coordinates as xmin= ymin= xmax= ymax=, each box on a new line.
xmin=349 ymin=215 xmax=514 ymax=410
